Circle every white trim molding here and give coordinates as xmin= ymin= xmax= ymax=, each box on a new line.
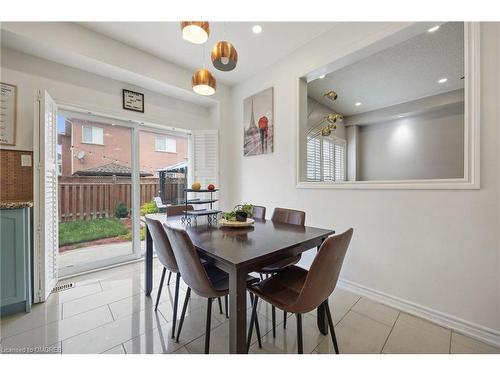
xmin=338 ymin=278 xmax=500 ymax=349
xmin=296 ymin=22 xmax=480 ymax=190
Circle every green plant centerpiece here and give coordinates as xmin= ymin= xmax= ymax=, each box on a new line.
xmin=221 ymin=203 xmax=253 ymax=222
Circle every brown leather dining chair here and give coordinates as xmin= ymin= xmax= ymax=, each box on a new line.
xmin=163 ymin=204 xmax=193 ymax=285
xmin=166 ymin=204 xmax=192 ymax=218
xmin=252 ymin=205 xmax=266 ymax=220
xmin=146 ymin=213 xmax=225 ymax=336
xmin=145 ymin=216 xmax=182 ymax=339
xmin=247 ymin=228 xmax=354 ymax=354
xmin=164 ymin=224 xmax=262 ymax=354
xmin=257 ymin=207 xmax=306 ymax=336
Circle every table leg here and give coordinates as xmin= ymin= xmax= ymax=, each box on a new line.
xmin=145 ymin=225 xmax=153 ymax=296
xmin=316 ymin=241 xmax=328 ymax=335
xmin=228 ymin=267 xmax=247 ymax=354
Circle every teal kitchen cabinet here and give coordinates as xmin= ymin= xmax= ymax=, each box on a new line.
xmin=0 ymin=206 xmax=32 ymax=316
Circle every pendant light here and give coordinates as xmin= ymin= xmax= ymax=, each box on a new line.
xmin=211 ymin=41 xmax=238 ymax=71
xmin=180 ymin=22 xmax=210 ymax=44
xmin=192 ymin=68 xmax=216 ymax=96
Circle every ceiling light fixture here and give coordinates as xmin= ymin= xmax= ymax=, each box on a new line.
xmin=211 ymin=41 xmax=238 ymax=71
xmin=192 ymin=68 xmax=216 ymax=96
xmin=318 ymin=75 xmax=326 ymax=79
xmin=252 ymin=25 xmax=262 ymax=34
xmin=428 ymin=25 xmax=440 ymax=33
xmin=355 ymin=102 xmax=362 ymax=106
xmin=438 ymin=78 xmax=448 ymax=84
xmin=180 ymin=21 xmax=210 ymax=44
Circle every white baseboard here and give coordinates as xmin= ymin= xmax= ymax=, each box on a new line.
xmin=337 ymin=278 xmax=500 ymax=349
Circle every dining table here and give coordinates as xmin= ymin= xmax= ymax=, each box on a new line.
xmin=143 ymin=213 xmax=335 ymax=354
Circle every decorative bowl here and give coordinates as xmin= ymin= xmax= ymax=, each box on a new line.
xmin=219 ymin=218 xmax=255 ymax=227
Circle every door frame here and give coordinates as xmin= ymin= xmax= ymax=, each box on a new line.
xmin=34 ymin=98 xmax=192 ymax=285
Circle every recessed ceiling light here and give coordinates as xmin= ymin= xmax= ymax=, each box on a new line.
xmin=438 ymin=78 xmax=448 ymax=84
xmin=318 ymin=75 xmax=326 ymax=79
xmin=398 ymin=115 xmax=405 ymax=118
xmin=428 ymin=25 xmax=440 ymax=33
xmin=355 ymin=102 xmax=362 ymax=106
xmin=252 ymin=25 xmax=262 ymax=34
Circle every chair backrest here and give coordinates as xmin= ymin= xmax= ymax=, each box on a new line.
xmin=163 ymin=224 xmax=218 ymax=298
xmin=166 ymin=204 xmax=193 ymax=217
xmin=271 ymin=207 xmax=306 ymax=226
xmin=252 ymin=205 xmax=266 ymax=220
xmin=145 ymin=217 xmax=178 ymax=273
xmin=289 ymin=228 xmax=353 ymax=313
xmin=153 ymin=196 xmax=164 ymax=207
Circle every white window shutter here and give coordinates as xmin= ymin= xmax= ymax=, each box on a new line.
xmin=306 ymin=132 xmax=346 ymax=182
xmin=34 ymin=90 xmax=59 ymax=302
xmin=193 ymin=130 xmax=219 ymax=192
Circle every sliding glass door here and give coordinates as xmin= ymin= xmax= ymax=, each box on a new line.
xmin=57 ymin=112 xmax=139 ymax=277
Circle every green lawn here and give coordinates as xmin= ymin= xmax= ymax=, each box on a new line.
xmin=59 ymin=218 xmax=129 ymax=246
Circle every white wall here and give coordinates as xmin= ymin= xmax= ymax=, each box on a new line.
xmin=224 ymin=22 xmax=500 ymax=343
xmin=358 ymin=103 xmax=465 ymax=180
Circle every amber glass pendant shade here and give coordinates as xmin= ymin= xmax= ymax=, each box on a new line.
xmin=192 ymin=68 xmax=216 ymax=96
xmin=211 ymin=41 xmax=238 ymax=71
xmin=180 ymin=21 xmax=210 ymax=44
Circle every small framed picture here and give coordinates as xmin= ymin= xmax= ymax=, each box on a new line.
xmin=122 ymin=89 xmax=144 ymax=113
xmin=0 ymin=82 xmax=17 ymax=146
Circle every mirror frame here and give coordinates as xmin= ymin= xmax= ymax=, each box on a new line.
xmin=296 ymin=22 xmax=480 ymax=190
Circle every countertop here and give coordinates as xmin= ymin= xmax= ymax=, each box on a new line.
xmin=0 ymin=201 xmax=33 ymax=209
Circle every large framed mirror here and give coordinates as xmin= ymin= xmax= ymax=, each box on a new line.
xmin=297 ymin=22 xmax=479 ymax=189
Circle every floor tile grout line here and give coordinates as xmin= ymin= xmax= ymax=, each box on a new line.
xmin=334 ymin=296 xmax=361 ymax=327
xmin=348 ymin=308 xmax=398 ymax=328
xmin=379 ymin=311 xmax=401 ymax=354
xmin=107 ymin=304 xmax=116 ymax=321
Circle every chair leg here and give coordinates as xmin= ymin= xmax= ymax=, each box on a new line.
xmin=323 ymin=301 xmax=339 ymax=354
xmin=224 ymin=295 xmax=229 ymax=318
xmin=283 ymin=310 xmax=287 ymax=329
xmin=155 ymin=267 xmax=167 ymax=311
xmin=167 ymin=271 xmax=172 ymax=285
xmin=249 ymin=293 xmax=262 ymax=349
xmin=175 ymin=287 xmax=191 ymax=342
xmin=247 ymin=294 xmax=259 ymax=353
xmin=171 ymin=273 xmax=181 ymax=338
xmin=217 ymin=297 xmax=223 ymax=314
xmin=272 ymin=305 xmax=276 ymax=338
xmin=205 ymin=298 xmax=213 ymax=354
xmin=296 ymin=313 xmax=303 ymax=354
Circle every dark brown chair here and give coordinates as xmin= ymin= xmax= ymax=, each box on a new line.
xmin=252 ymin=205 xmax=266 ymax=220
xmin=247 ymin=228 xmax=354 ymax=354
xmin=145 ymin=216 xmax=182 ymax=338
xmin=145 ymin=215 xmax=226 ymax=337
xmin=163 ymin=205 xmax=193 ymax=285
xmin=164 ymin=224 xmax=262 ymax=354
xmin=258 ymin=207 xmax=306 ymax=336
xmin=166 ymin=204 xmax=193 ymax=217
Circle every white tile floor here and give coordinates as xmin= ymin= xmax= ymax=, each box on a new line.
xmin=1 ymin=259 xmax=499 ymax=354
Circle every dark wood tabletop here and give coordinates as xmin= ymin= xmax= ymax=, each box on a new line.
xmin=144 ymin=213 xmax=335 ymax=353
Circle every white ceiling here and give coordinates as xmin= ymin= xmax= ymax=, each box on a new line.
xmin=80 ymin=22 xmax=337 ymax=86
xmin=307 ymin=22 xmax=464 ymax=117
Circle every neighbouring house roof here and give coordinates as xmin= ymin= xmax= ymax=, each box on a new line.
xmin=73 ymin=162 xmax=153 ymax=177
xmin=157 ymin=161 xmax=188 ymax=173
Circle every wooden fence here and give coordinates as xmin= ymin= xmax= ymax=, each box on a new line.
xmin=58 ymin=176 xmax=183 ymax=222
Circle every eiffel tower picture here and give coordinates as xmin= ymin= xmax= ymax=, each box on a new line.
xmin=243 ymin=87 xmax=274 ymax=156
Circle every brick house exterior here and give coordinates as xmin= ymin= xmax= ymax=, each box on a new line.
xmin=58 ymin=118 xmax=188 ymax=177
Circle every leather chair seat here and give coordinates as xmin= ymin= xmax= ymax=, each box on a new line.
xmin=249 ymin=265 xmax=308 ymax=312
xmin=258 ymin=254 xmax=302 ymax=274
